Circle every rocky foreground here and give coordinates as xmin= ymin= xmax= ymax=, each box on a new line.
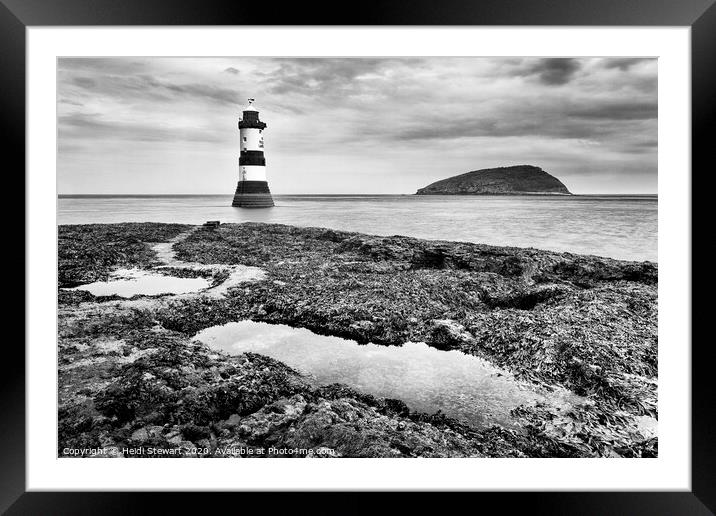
xmin=58 ymin=222 xmax=657 ymax=458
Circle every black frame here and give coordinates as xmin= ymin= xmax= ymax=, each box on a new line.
xmin=5 ymin=0 xmax=715 ymax=513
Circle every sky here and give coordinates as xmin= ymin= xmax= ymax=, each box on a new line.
xmin=57 ymin=57 xmax=657 ymax=195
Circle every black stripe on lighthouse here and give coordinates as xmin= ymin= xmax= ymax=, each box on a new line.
xmin=239 ymin=150 xmax=266 ymax=166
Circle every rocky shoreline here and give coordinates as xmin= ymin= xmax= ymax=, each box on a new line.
xmin=58 ymin=222 xmax=657 ymax=458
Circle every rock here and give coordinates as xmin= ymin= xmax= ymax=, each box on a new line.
xmin=349 ymin=320 xmax=375 ymax=332
xmin=147 ymin=426 xmax=164 ymax=437
xmin=101 ymin=446 xmax=122 ymax=458
xmin=131 ymin=428 xmax=149 ymax=441
xmin=57 ymin=222 xmax=190 ymax=287
xmin=416 ymin=165 xmax=571 ymax=195
xmin=428 ymin=319 xmax=475 ymax=350
xmin=57 ymin=221 xmax=658 ymax=458
xmin=224 ymin=414 xmax=242 ymax=427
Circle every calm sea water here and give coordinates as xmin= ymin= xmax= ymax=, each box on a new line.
xmin=195 ymin=321 xmax=582 ymax=429
xmin=58 ymin=194 xmax=657 ymax=262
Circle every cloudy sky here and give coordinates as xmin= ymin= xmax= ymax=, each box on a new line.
xmin=57 ymin=57 xmax=657 ymax=195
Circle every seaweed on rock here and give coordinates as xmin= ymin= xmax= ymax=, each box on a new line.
xmin=58 ymin=222 xmax=657 ymax=458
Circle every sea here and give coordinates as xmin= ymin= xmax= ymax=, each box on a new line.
xmin=58 ymin=194 xmax=657 ymax=262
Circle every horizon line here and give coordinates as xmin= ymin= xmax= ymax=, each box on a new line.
xmin=58 ymin=192 xmax=659 ymax=197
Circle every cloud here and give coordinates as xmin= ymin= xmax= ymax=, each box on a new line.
xmin=567 ymin=100 xmax=657 ymax=120
xmin=259 ymin=58 xmax=414 ymax=97
xmin=63 ymin=70 xmax=242 ymax=106
xmin=379 ymin=95 xmax=655 ymax=144
xmin=56 ymin=57 xmax=658 ymax=194
xmin=389 ymin=114 xmax=645 ymax=142
xmin=59 ymin=98 xmax=84 ymax=106
xmin=59 ymin=112 xmax=225 ymax=144
xmin=71 ymin=77 xmax=97 ymax=88
xmin=59 ymin=58 xmax=148 ymax=74
xmin=512 ymin=58 xmax=582 ymax=85
xmin=601 ymin=58 xmax=653 ymax=71
xmin=162 ymin=82 xmax=241 ymax=105
xmin=620 ymin=138 xmax=658 ymax=153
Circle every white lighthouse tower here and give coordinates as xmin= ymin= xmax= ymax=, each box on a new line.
xmin=232 ymin=99 xmax=274 ymax=208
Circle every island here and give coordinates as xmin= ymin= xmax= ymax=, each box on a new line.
xmin=415 ymin=165 xmax=572 ymax=195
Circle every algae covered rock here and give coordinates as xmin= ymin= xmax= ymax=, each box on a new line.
xmin=58 ymin=222 xmax=657 ymax=458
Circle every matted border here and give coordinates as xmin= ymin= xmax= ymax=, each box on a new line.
xmin=6 ymin=0 xmax=715 ymax=513
xmin=28 ymin=25 xmax=688 ymax=491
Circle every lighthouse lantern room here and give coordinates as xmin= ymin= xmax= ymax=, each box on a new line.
xmin=231 ymin=99 xmax=274 ymax=208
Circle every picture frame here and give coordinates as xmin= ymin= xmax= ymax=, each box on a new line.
xmin=6 ymin=0 xmax=714 ymax=512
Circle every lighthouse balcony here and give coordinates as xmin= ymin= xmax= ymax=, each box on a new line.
xmin=239 ymin=120 xmax=267 ymax=130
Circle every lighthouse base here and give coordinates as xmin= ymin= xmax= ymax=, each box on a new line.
xmin=232 ymin=180 xmax=274 ymax=208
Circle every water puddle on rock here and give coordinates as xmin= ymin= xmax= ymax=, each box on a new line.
xmin=68 ymin=268 xmax=210 ymax=298
xmin=149 ymin=240 xmax=266 ymax=297
xmin=194 ymin=320 xmax=580 ymax=430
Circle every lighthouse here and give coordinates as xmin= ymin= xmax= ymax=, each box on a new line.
xmin=231 ymin=99 xmax=274 ymax=208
